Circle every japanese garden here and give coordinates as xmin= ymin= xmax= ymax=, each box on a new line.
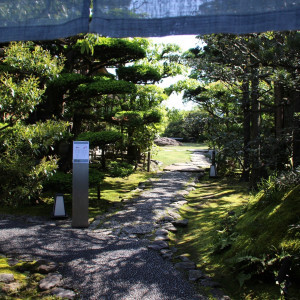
xmin=0 ymin=31 xmax=299 ymax=300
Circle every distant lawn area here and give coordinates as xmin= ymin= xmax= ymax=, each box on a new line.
xmin=153 ymin=143 xmax=208 ymax=167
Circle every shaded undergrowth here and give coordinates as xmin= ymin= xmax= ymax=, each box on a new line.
xmin=171 ymin=176 xmax=300 ymax=299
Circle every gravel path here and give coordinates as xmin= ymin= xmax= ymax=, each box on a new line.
xmin=0 ymin=151 xmax=211 ymax=300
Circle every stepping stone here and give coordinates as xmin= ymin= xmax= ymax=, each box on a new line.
xmin=35 ymin=260 xmax=58 ymax=274
xmin=1 ymin=281 xmax=22 ymax=293
xmin=123 ymin=224 xmax=154 ymax=234
xmin=148 ymin=241 xmax=169 ymax=251
xmin=167 ymin=210 xmax=181 ymax=220
xmin=174 ymin=262 xmax=196 ymax=270
xmin=39 ymin=273 xmax=62 ymax=290
xmin=199 ymin=278 xmax=221 ymax=288
xmin=177 ymin=255 xmax=193 ymax=262
xmin=161 ymin=252 xmax=173 ymax=260
xmin=189 ymin=270 xmax=205 ymax=281
xmin=154 ymin=235 xmax=170 ymax=241
xmin=51 ymin=287 xmax=76 ymax=299
xmin=158 ymin=215 xmax=174 ymax=222
xmin=155 ymin=229 xmax=169 ymax=235
xmin=177 ymin=190 xmax=189 ymax=196
xmin=0 ymin=273 xmax=14 ymax=283
xmin=172 ymin=219 xmax=189 ymax=227
xmin=163 ymin=223 xmax=177 ymax=232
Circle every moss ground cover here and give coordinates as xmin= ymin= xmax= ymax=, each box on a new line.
xmin=0 ymin=257 xmax=58 ymax=299
xmin=171 ymin=176 xmax=300 ymax=299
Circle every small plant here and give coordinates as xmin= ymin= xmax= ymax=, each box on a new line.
xmin=213 ymin=211 xmax=240 ymax=253
xmin=43 ymin=171 xmax=72 ymax=193
xmin=108 ymin=161 xmax=134 ymax=178
xmin=255 ymin=167 xmax=300 ymax=204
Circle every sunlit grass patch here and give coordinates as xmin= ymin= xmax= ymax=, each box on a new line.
xmin=88 ymin=171 xmax=155 ymax=218
xmin=153 ymin=143 xmax=207 ymax=167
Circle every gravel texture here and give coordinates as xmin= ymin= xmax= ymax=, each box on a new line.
xmin=0 ymin=152 xmax=211 ymax=300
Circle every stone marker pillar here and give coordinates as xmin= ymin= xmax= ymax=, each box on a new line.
xmin=72 ymin=141 xmax=89 ymax=228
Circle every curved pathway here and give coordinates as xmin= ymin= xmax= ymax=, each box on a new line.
xmin=0 ymin=150 xmax=218 ymax=300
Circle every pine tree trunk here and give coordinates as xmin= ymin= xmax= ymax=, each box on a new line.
xmin=250 ymin=72 xmax=261 ymax=187
xmin=240 ymin=78 xmax=251 ymax=182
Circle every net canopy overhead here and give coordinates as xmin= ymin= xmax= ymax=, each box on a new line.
xmin=0 ymin=0 xmax=300 ymax=42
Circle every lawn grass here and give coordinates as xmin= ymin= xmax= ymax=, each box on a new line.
xmin=171 ymin=176 xmax=300 ymax=299
xmin=88 ymin=171 xmax=155 ymax=218
xmin=153 ymin=143 xmax=207 ymax=167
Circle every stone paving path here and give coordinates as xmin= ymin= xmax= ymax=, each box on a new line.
xmin=0 ymin=150 xmax=229 ymax=299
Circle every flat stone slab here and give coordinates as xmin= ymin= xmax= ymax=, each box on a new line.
xmin=164 ymin=164 xmax=205 ymax=172
xmin=174 ymin=262 xmax=196 ymax=270
xmin=51 ymin=287 xmax=76 ymax=299
xmin=0 ymin=273 xmax=14 ymax=283
xmin=199 ymin=278 xmax=221 ymax=288
xmin=39 ymin=273 xmax=62 ymax=290
xmin=155 ymin=229 xmax=169 ymax=236
xmin=123 ymin=224 xmax=154 ymax=234
xmin=189 ymin=270 xmax=206 ymax=281
xmin=172 ymin=219 xmax=189 ymax=227
xmin=35 ymin=260 xmax=58 ymax=274
xmin=154 ymin=235 xmax=170 ymax=241
xmin=163 ymin=223 xmax=178 ymax=232
xmin=148 ymin=241 xmax=169 ymax=251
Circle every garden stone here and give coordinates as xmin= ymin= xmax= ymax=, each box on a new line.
xmin=199 ymin=278 xmax=221 ymax=288
xmin=51 ymin=287 xmax=76 ymax=299
xmin=187 ymin=187 xmax=196 ymax=191
xmin=210 ymin=289 xmax=231 ymax=300
xmin=154 ymin=234 xmax=170 ymax=241
xmin=177 ymin=255 xmax=193 ymax=262
xmin=170 ymin=247 xmax=178 ymax=253
xmin=189 ymin=270 xmax=205 ymax=281
xmin=162 ymin=252 xmax=173 ymax=260
xmin=163 ymin=223 xmax=177 ymax=232
xmin=7 ymin=258 xmax=19 ymax=266
xmin=174 ymin=262 xmax=196 ymax=270
xmin=39 ymin=273 xmax=62 ymax=290
xmin=155 ymin=228 xmax=169 ymax=235
xmin=167 ymin=210 xmax=181 ymax=220
xmin=177 ymin=190 xmax=189 ymax=196
xmin=1 ymin=281 xmax=22 ymax=293
xmin=158 ymin=215 xmax=174 ymax=223
xmin=0 ymin=273 xmax=14 ymax=283
xmin=172 ymin=219 xmax=189 ymax=227
xmin=35 ymin=260 xmax=58 ymax=274
xmin=148 ymin=240 xmax=169 ymax=250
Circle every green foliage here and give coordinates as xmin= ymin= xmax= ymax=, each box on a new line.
xmin=43 ymin=171 xmax=72 ymax=193
xmin=0 ymin=121 xmax=68 ymax=205
xmin=0 ymin=74 xmax=44 ymax=126
xmin=76 ymin=36 xmax=146 ymax=66
xmin=163 ymin=109 xmax=206 ymax=141
xmin=0 ymin=42 xmax=68 ymax=206
xmin=3 ymin=41 xmax=65 ymax=78
xmin=114 ymin=111 xmax=144 ymax=127
xmin=108 ymin=161 xmax=134 ymax=178
xmin=256 ymin=168 xmax=300 ymax=204
xmin=77 ymin=130 xmax=123 ymax=148
xmin=77 ymin=78 xmax=136 ymax=96
xmin=117 ymin=65 xmax=162 ymax=83
xmin=48 ymin=73 xmax=92 ymax=89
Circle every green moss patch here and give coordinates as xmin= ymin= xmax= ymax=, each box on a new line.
xmin=171 ymin=177 xmax=300 ymax=299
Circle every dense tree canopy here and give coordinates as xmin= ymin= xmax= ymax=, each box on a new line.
xmin=183 ymin=32 xmax=300 ymax=184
